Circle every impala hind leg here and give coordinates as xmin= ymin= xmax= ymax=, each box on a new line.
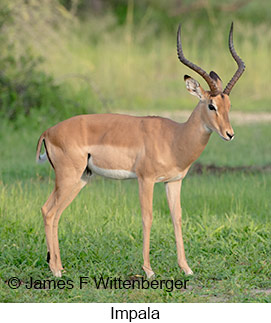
xmin=138 ymin=178 xmax=155 ymax=278
xmin=165 ymin=181 xmax=193 ymax=275
xmin=53 ymin=180 xmax=86 ymax=276
xmin=41 ymin=188 xmax=56 ymax=262
xmin=41 ymin=151 xmax=90 ymax=277
xmin=42 ymin=178 xmax=87 ymax=277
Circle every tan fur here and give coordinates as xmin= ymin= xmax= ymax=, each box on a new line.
xmin=36 ymin=75 xmax=235 ymax=278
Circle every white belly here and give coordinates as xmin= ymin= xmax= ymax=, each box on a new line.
xmin=88 ymin=156 xmax=137 ymax=180
xmin=156 ymin=173 xmax=184 ymax=183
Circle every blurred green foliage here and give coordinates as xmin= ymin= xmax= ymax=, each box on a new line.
xmin=0 ymin=0 xmax=100 ymax=125
xmin=0 ymin=0 xmax=270 ymax=128
xmin=0 ymin=51 xmax=63 ymax=120
xmin=59 ymin=0 xmax=271 ymax=28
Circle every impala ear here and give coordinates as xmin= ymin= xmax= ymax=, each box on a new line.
xmin=209 ymin=71 xmax=223 ymax=92
xmin=184 ymin=75 xmax=205 ymax=100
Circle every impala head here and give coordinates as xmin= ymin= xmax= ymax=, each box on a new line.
xmin=177 ymin=23 xmax=245 ymax=141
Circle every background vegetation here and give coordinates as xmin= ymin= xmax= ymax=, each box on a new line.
xmin=1 ymin=0 xmax=271 ymax=126
xmin=0 ymin=0 xmax=271 ymax=303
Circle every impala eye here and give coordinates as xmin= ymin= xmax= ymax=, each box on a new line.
xmin=208 ymin=104 xmax=216 ymax=111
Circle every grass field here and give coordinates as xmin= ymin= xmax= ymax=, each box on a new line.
xmin=0 ymin=120 xmax=271 ymax=302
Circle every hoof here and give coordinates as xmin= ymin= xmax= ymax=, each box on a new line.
xmin=182 ymin=267 xmax=193 ymax=275
xmin=142 ymin=265 xmax=155 ymax=279
xmin=50 ymin=267 xmax=62 ymax=277
xmin=53 ymin=270 xmax=62 ymax=277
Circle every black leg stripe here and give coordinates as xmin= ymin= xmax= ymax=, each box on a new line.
xmin=47 ymin=251 xmax=50 ymax=263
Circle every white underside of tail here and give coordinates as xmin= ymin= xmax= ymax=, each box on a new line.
xmin=37 ymin=152 xmax=48 ymax=164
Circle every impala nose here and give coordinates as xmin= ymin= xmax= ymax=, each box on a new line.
xmin=226 ymin=131 xmax=234 ymax=140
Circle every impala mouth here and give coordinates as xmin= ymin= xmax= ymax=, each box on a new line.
xmin=219 ymin=132 xmax=234 ymax=141
xmin=221 ymin=135 xmax=231 ymax=141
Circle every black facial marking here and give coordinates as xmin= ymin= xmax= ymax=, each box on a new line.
xmin=221 ymin=93 xmax=224 ymax=99
xmin=208 ymin=104 xmax=216 ymax=111
xmin=47 ymin=251 xmax=50 ymax=263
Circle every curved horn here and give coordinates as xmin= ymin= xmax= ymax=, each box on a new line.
xmin=177 ymin=24 xmax=220 ymax=96
xmin=223 ymin=22 xmax=245 ymax=95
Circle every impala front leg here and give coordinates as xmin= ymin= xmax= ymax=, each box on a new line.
xmin=138 ymin=178 xmax=155 ymax=278
xmin=165 ymin=180 xmax=193 ymax=275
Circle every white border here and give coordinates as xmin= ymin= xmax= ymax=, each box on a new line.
xmin=1 ymin=303 xmax=270 ymax=323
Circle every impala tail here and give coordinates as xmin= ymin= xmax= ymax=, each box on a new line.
xmin=36 ymin=132 xmax=48 ymax=164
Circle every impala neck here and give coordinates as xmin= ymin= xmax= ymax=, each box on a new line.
xmin=177 ymin=103 xmax=212 ymax=168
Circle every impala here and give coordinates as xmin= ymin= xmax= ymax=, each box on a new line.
xmin=36 ymin=23 xmax=245 ymax=278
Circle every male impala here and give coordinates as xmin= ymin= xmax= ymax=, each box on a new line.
xmin=36 ymin=23 xmax=245 ymax=278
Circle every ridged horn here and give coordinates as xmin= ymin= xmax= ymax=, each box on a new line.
xmin=177 ymin=24 xmax=220 ymax=96
xmin=223 ymin=22 xmax=245 ymax=95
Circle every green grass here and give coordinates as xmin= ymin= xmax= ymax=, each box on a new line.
xmin=0 ymin=172 xmax=270 ymax=302
xmin=0 ymin=121 xmax=271 ymax=302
